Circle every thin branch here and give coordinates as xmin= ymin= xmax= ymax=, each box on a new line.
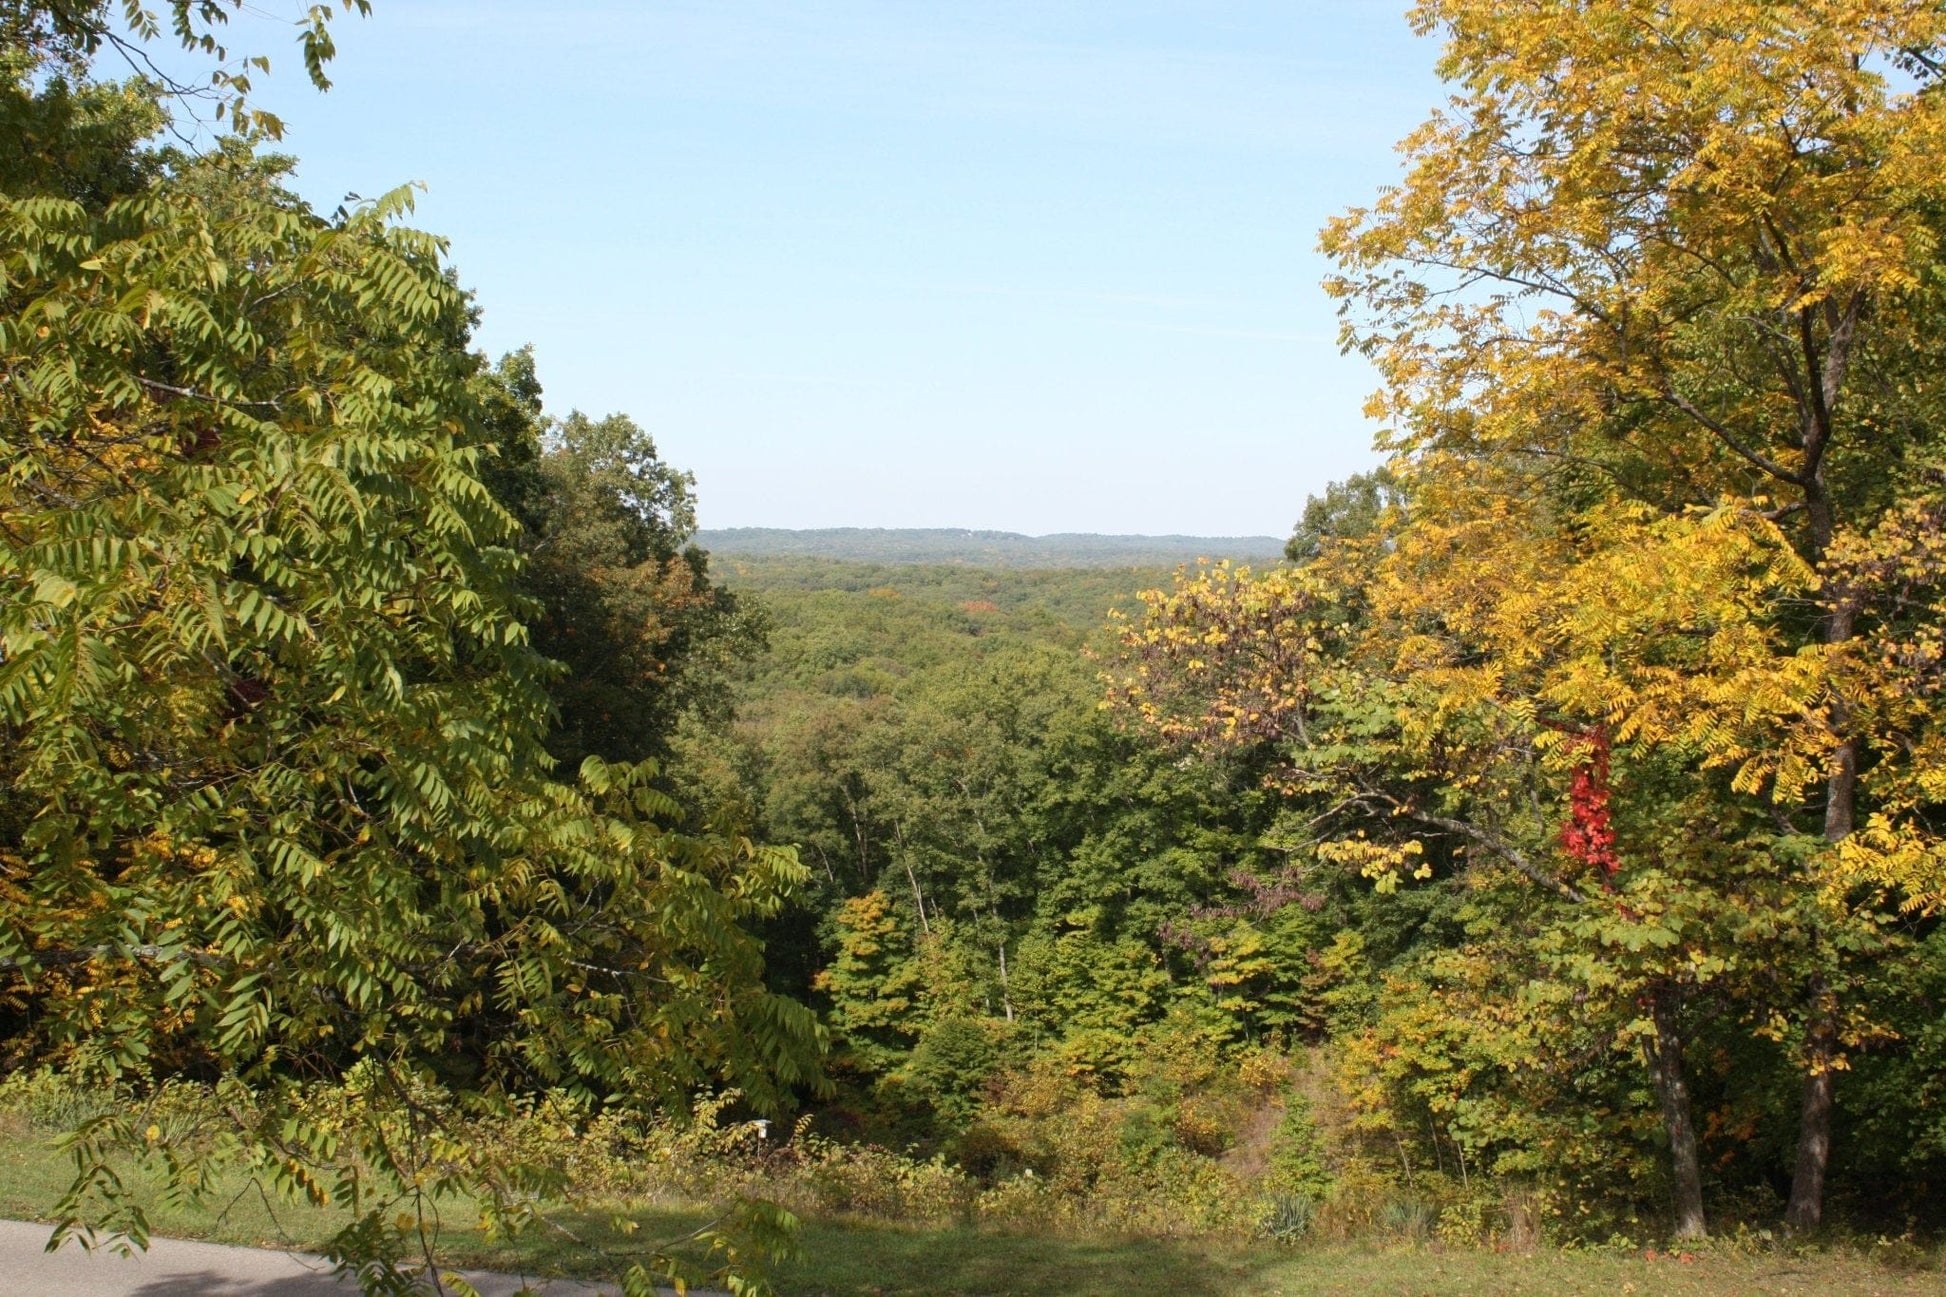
xmin=1406 ymin=809 xmax=1588 ymax=905
xmin=1657 ymin=391 xmax=1804 ymax=485
xmin=0 ymin=944 xmax=227 ymax=972
xmin=135 ymin=376 xmax=281 ymax=410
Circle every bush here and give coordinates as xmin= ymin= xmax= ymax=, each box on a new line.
xmin=1257 ymin=1193 xmax=1315 ymax=1244
xmin=784 ymin=1135 xmax=972 ymax=1221
xmin=0 ymin=1067 xmax=121 ymax=1133
xmin=1381 ymin=1198 xmax=1435 ymax=1242
xmin=0 ymin=1050 xmax=1684 ymax=1255
xmin=1265 ymin=1094 xmax=1332 ymax=1200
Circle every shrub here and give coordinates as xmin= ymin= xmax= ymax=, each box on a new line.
xmin=1264 ymin=1094 xmax=1332 ymax=1200
xmin=0 ymin=1067 xmax=120 ymax=1133
xmin=1257 ymin=1193 xmax=1315 ymax=1244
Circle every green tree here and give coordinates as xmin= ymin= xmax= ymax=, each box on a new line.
xmin=476 ymin=351 xmax=759 ymax=772
xmin=812 ymin=891 xmax=923 ymax=1078
xmin=0 ymin=10 xmax=817 ymax=1288
xmin=1284 ymin=466 xmax=1403 ymax=564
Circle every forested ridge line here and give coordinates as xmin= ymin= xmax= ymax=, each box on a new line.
xmin=696 ymin=527 xmax=1288 ymax=568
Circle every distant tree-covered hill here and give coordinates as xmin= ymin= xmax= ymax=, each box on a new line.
xmin=694 ymin=527 xmax=1286 ymax=568
xmin=712 ymin=556 xmax=1169 ymax=629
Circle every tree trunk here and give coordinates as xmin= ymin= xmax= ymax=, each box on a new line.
xmin=1822 ymin=738 xmax=1857 ymax=841
xmin=894 ymin=824 xmax=930 ymax=936
xmin=1785 ymin=987 xmax=1838 ymax=1231
xmin=1782 ymin=595 xmax=1858 ymax=1229
xmin=995 ymin=935 xmax=1014 ymax=1023
xmin=1646 ymin=982 xmax=1707 ymax=1240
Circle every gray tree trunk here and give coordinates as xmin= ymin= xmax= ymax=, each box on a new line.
xmin=1785 ymin=987 xmax=1838 ymax=1231
xmin=1647 ymin=983 xmax=1707 ymax=1240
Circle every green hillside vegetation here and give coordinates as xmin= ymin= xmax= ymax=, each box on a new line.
xmin=678 ymin=551 xmax=1946 ymax=1255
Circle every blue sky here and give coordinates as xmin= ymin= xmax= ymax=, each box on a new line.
xmin=212 ymin=2 xmax=1448 ymax=536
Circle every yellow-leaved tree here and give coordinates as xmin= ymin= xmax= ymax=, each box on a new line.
xmin=1123 ymin=0 xmax=1946 ymax=1237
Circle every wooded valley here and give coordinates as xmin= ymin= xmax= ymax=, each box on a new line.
xmin=4 ymin=2 xmax=1946 ymax=1294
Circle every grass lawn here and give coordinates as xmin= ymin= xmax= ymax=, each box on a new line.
xmin=2 ymin=1128 xmax=1941 ymax=1296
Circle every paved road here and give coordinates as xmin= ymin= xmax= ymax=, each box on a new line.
xmin=0 ymin=1219 xmax=643 ymax=1296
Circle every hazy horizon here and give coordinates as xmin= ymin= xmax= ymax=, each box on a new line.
xmin=697 ymin=524 xmax=1286 ymax=539
xmin=696 ymin=525 xmax=1287 ymax=568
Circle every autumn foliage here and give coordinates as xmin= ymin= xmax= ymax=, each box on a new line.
xmin=1116 ymin=0 xmax=1946 ymax=1242
xmin=1559 ymin=731 xmax=1619 ymax=884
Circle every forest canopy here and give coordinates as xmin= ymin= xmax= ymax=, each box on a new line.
xmin=4 ymin=1 xmax=1946 ymax=1293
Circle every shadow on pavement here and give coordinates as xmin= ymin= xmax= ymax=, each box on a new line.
xmin=127 ymin=1267 xmax=353 ymax=1296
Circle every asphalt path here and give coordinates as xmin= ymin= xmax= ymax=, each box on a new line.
xmin=0 ymin=1219 xmax=657 ymax=1296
